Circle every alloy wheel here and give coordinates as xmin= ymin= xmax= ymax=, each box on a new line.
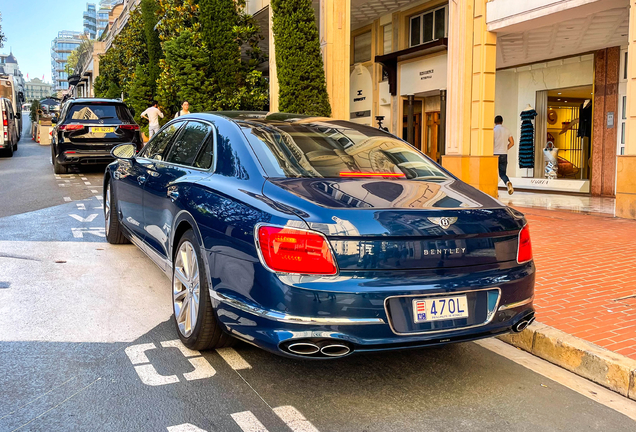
xmin=173 ymin=241 xmax=200 ymax=338
xmin=105 ymin=184 xmax=111 ymax=236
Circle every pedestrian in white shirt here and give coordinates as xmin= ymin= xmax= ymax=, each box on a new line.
xmin=494 ymin=115 xmax=515 ymax=195
xmin=174 ymin=101 xmax=190 ymax=119
xmin=141 ymin=101 xmax=164 ymax=138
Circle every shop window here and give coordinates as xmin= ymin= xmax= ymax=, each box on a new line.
xmin=622 ymin=96 xmax=627 ymax=120
xmin=409 ymin=5 xmax=447 ymax=47
xmin=353 ymin=31 xmax=372 ymax=64
xmin=383 ymin=24 xmax=392 ymax=55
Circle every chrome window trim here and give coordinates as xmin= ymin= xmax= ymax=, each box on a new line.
xmin=210 ymin=290 xmax=385 ymax=325
xmin=253 ymin=222 xmax=341 ymax=276
xmin=498 ymin=295 xmax=534 ymax=311
xmin=383 ymin=287 xmax=502 ymax=336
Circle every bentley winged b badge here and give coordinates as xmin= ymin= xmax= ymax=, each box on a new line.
xmin=427 ymin=217 xmax=458 ymax=229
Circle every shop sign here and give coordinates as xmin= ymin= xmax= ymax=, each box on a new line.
xmin=350 ymin=65 xmax=373 ymax=125
xmin=400 ymin=54 xmax=447 ymax=96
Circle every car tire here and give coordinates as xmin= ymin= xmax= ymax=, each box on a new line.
xmin=52 ymin=147 xmax=68 ymax=174
xmin=172 ymin=229 xmax=235 ymax=351
xmin=2 ymin=143 xmax=14 ymax=157
xmin=104 ymin=181 xmax=129 ymax=245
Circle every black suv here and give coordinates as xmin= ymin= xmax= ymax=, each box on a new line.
xmin=51 ymin=98 xmax=142 ymax=174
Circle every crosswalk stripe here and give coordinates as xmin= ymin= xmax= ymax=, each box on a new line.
xmin=273 ymin=406 xmax=319 ymax=432
xmin=231 ymin=411 xmax=269 ymax=432
xmin=216 ymin=347 xmax=251 ymax=370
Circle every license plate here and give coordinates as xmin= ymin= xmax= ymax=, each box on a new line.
xmin=412 ymin=295 xmax=469 ymax=323
xmin=91 ymin=127 xmax=115 ymax=133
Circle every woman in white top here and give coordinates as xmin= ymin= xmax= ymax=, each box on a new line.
xmin=174 ymin=101 xmax=190 ymax=118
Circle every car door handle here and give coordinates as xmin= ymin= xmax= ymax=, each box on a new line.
xmin=138 ymin=176 xmax=147 ymax=185
xmin=167 ymin=189 xmax=179 ymax=201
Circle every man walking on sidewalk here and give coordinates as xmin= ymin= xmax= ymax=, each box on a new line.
xmin=494 ymin=115 xmax=515 ymax=195
xmin=141 ymin=101 xmax=164 ymax=138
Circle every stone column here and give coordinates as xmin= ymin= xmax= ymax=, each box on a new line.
xmin=442 ymin=0 xmax=499 ymax=197
xmin=320 ymin=0 xmax=351 ymax=120
xmin=268 ymin=5 xmax=279 ymax=113
xmin=617 ymin=1 xmax=636 ymax=218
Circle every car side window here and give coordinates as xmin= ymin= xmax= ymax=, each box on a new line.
xmin=165 ymin=121 xmax=212 ymax=167
xmin=139 ymin=122 xmax=184 ymax=161
xmin=193 ymin=134 xmax=214 ymax=169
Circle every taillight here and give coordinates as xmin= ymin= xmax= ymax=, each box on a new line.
xmin=517 ymin=224 xmax=533 ymax=264
xmin=119 ymin=124 xmax=140 ymax=130
xmin=2 ymin=111 xmax=7 ymax=126
xmin=256 ymin=225 xmax=338 ymax=275
xmin=59 ymin=124 xmax=84 ymax=131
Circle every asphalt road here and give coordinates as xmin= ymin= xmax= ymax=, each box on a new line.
xmin=0 ymin=118 xmax=635 ymax=431
xmin=0 ymin=117 xmax=106 ymax=218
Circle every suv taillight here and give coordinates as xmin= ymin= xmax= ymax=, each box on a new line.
xmin=2 ymin=110 xmax=7 ymax=139
xmin=256 ymin=225 xmax=337 ymax=275
xmin=119 ymin=124 xmax=140 ymax=130
xmin=59 ymin=124 xmax=84 ymax=131
xmin=517 ymin=224 xmax=533 ymax=264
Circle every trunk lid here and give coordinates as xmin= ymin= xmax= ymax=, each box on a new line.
xmin=263 ymin=178 xmax=524 ymax=271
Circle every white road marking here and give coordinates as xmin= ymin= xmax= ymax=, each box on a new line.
xmin=161 ymin=339 xmax=200 ymax=358
xmin=84 ymin=181 xmax=92 ymax=185
xmin=216 ymin=347 xmax=251 ymax=370
xmin=96 ymin=195 xmax=103 ymax=200
xmin=125 ymin=343 xmax=156 ymax=364
xmin=231 ymin=411 xmax=269 ymax=432
xmin=94 ymin=205 xmax=104 ymax=210
xmin=183 ymin=357 xmax=216 ymax=381
xmin=63 ymin=197 xmax=72 ymax=202
xmin=167 ymin=424 xmax=208 ymax=432
xmin=69 ymin=213 xmax=98 ymax=223
xmin=71 ymin=228 xmax=105 ymax=238
xmin=273 ymin=406 xmax=319 ymax=432
xmin=476 ymin=338 xmax=636 ymax=421
xmin=91 ymin=189 xmax=98 ymax=193
xmin=76 ymin=203 xmax=86 ymax=210
xmin=134 ymin=364 xmax=180 ymax=386
xmin=64 ymin=180 xmax=70 ymax=183
xmin=81 ymin=177 xmax=87 ymax=180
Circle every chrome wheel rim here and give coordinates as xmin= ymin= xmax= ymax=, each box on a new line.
xmin=173 ymin=241 xmax=200 ymax=338
xmin=105 ymin=184 xmax=111 ymax=236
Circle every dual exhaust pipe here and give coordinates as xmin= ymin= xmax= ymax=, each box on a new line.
xmin=512 ymin=313 xmax=535 ymax=333
xmin=284 ymin=340 xmax=352 ymax=358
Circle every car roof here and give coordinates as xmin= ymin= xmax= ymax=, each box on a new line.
xmin=173 ymin=112 xmax=388 ymax=135
xmin=69 ymin=98 xmax=125 ymax=104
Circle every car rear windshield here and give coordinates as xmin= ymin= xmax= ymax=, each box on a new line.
xmin=241 ymin=121 xmax=449 ymax=180
xmin=65 ymin=103 xmax=134 ymax=123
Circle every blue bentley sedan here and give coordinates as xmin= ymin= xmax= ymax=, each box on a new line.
xmin=104 ymin=112 xmax=535 ymax=358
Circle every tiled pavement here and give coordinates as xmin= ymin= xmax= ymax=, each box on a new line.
xmin=511 ymin=204 xmax=636 ymax=360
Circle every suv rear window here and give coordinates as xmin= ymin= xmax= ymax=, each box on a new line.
xmin=241 ymin=121 xmax=449 ymax=180
xmin=65 ymin=103 xmax=134 ymax=123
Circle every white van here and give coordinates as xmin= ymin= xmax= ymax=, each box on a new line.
xmin=0 ymin=97 xmax=18 ymax=157
xmin=0 ymin=76 xmax=23 ymax=140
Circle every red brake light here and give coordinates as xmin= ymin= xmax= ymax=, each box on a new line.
xmin=517 ymin=224 xmax=533 ymax=264
xmin=119 ymin=124 xmax=140 ymax=130
xmin=256 ymin=225 xmax=337 ymax=275
xmin=339 ymin=172 xmax=405 ymax=178
xmin=2 ymin=111 xmax=7 ymax=126
xmin=59 ymin=124 xmax=84 ymax=131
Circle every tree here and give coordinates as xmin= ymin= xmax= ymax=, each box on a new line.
xmin=29 ymin=100 xmax=41 ymax=122
xmin=271 ymin=0 xmax=331 ymax=116
xmin=128 ymin=64 xmax=154 ymax=135
xmin=140 ymin=0 xmax=162 ymax=94
xmin=0 ymin=12 xmax=6 ymax=49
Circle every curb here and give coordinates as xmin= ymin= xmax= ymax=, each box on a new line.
xmin=497 ymin=321 xmax=636 ymax=401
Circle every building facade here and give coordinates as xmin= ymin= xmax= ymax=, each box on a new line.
xmin=24 ymin=78 xmax=53 ymax=101
xmin=51 ymin=31 xmax=83 ymax=91
xmin=84 ymin=1 xmax=121 ymax=40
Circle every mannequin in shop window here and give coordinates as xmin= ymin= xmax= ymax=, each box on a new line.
xmin=519 ymin=104 xmax=538 ymax=171
xmin=494 ymin=115 xmax=515 ymax=195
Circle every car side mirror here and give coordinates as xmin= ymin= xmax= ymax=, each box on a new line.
xmin=15 ymin=112 xmax=21 ymax=119
xmin=111 ymin=143 xmax=137 ymax=160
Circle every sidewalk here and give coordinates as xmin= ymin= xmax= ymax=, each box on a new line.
xmin=500 ymin=192 xmax=636 ymax=360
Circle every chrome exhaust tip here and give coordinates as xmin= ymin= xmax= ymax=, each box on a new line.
xmin=513 ymin=320 xmax=529 ymax=333
xmin=287 ymin=342 xmax=320 ymax=356
xmin=320 ymin=344 xmax=351 ymax=357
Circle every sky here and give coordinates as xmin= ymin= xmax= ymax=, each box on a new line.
xmin=0 ymin=0 xmax=89 ymax=83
